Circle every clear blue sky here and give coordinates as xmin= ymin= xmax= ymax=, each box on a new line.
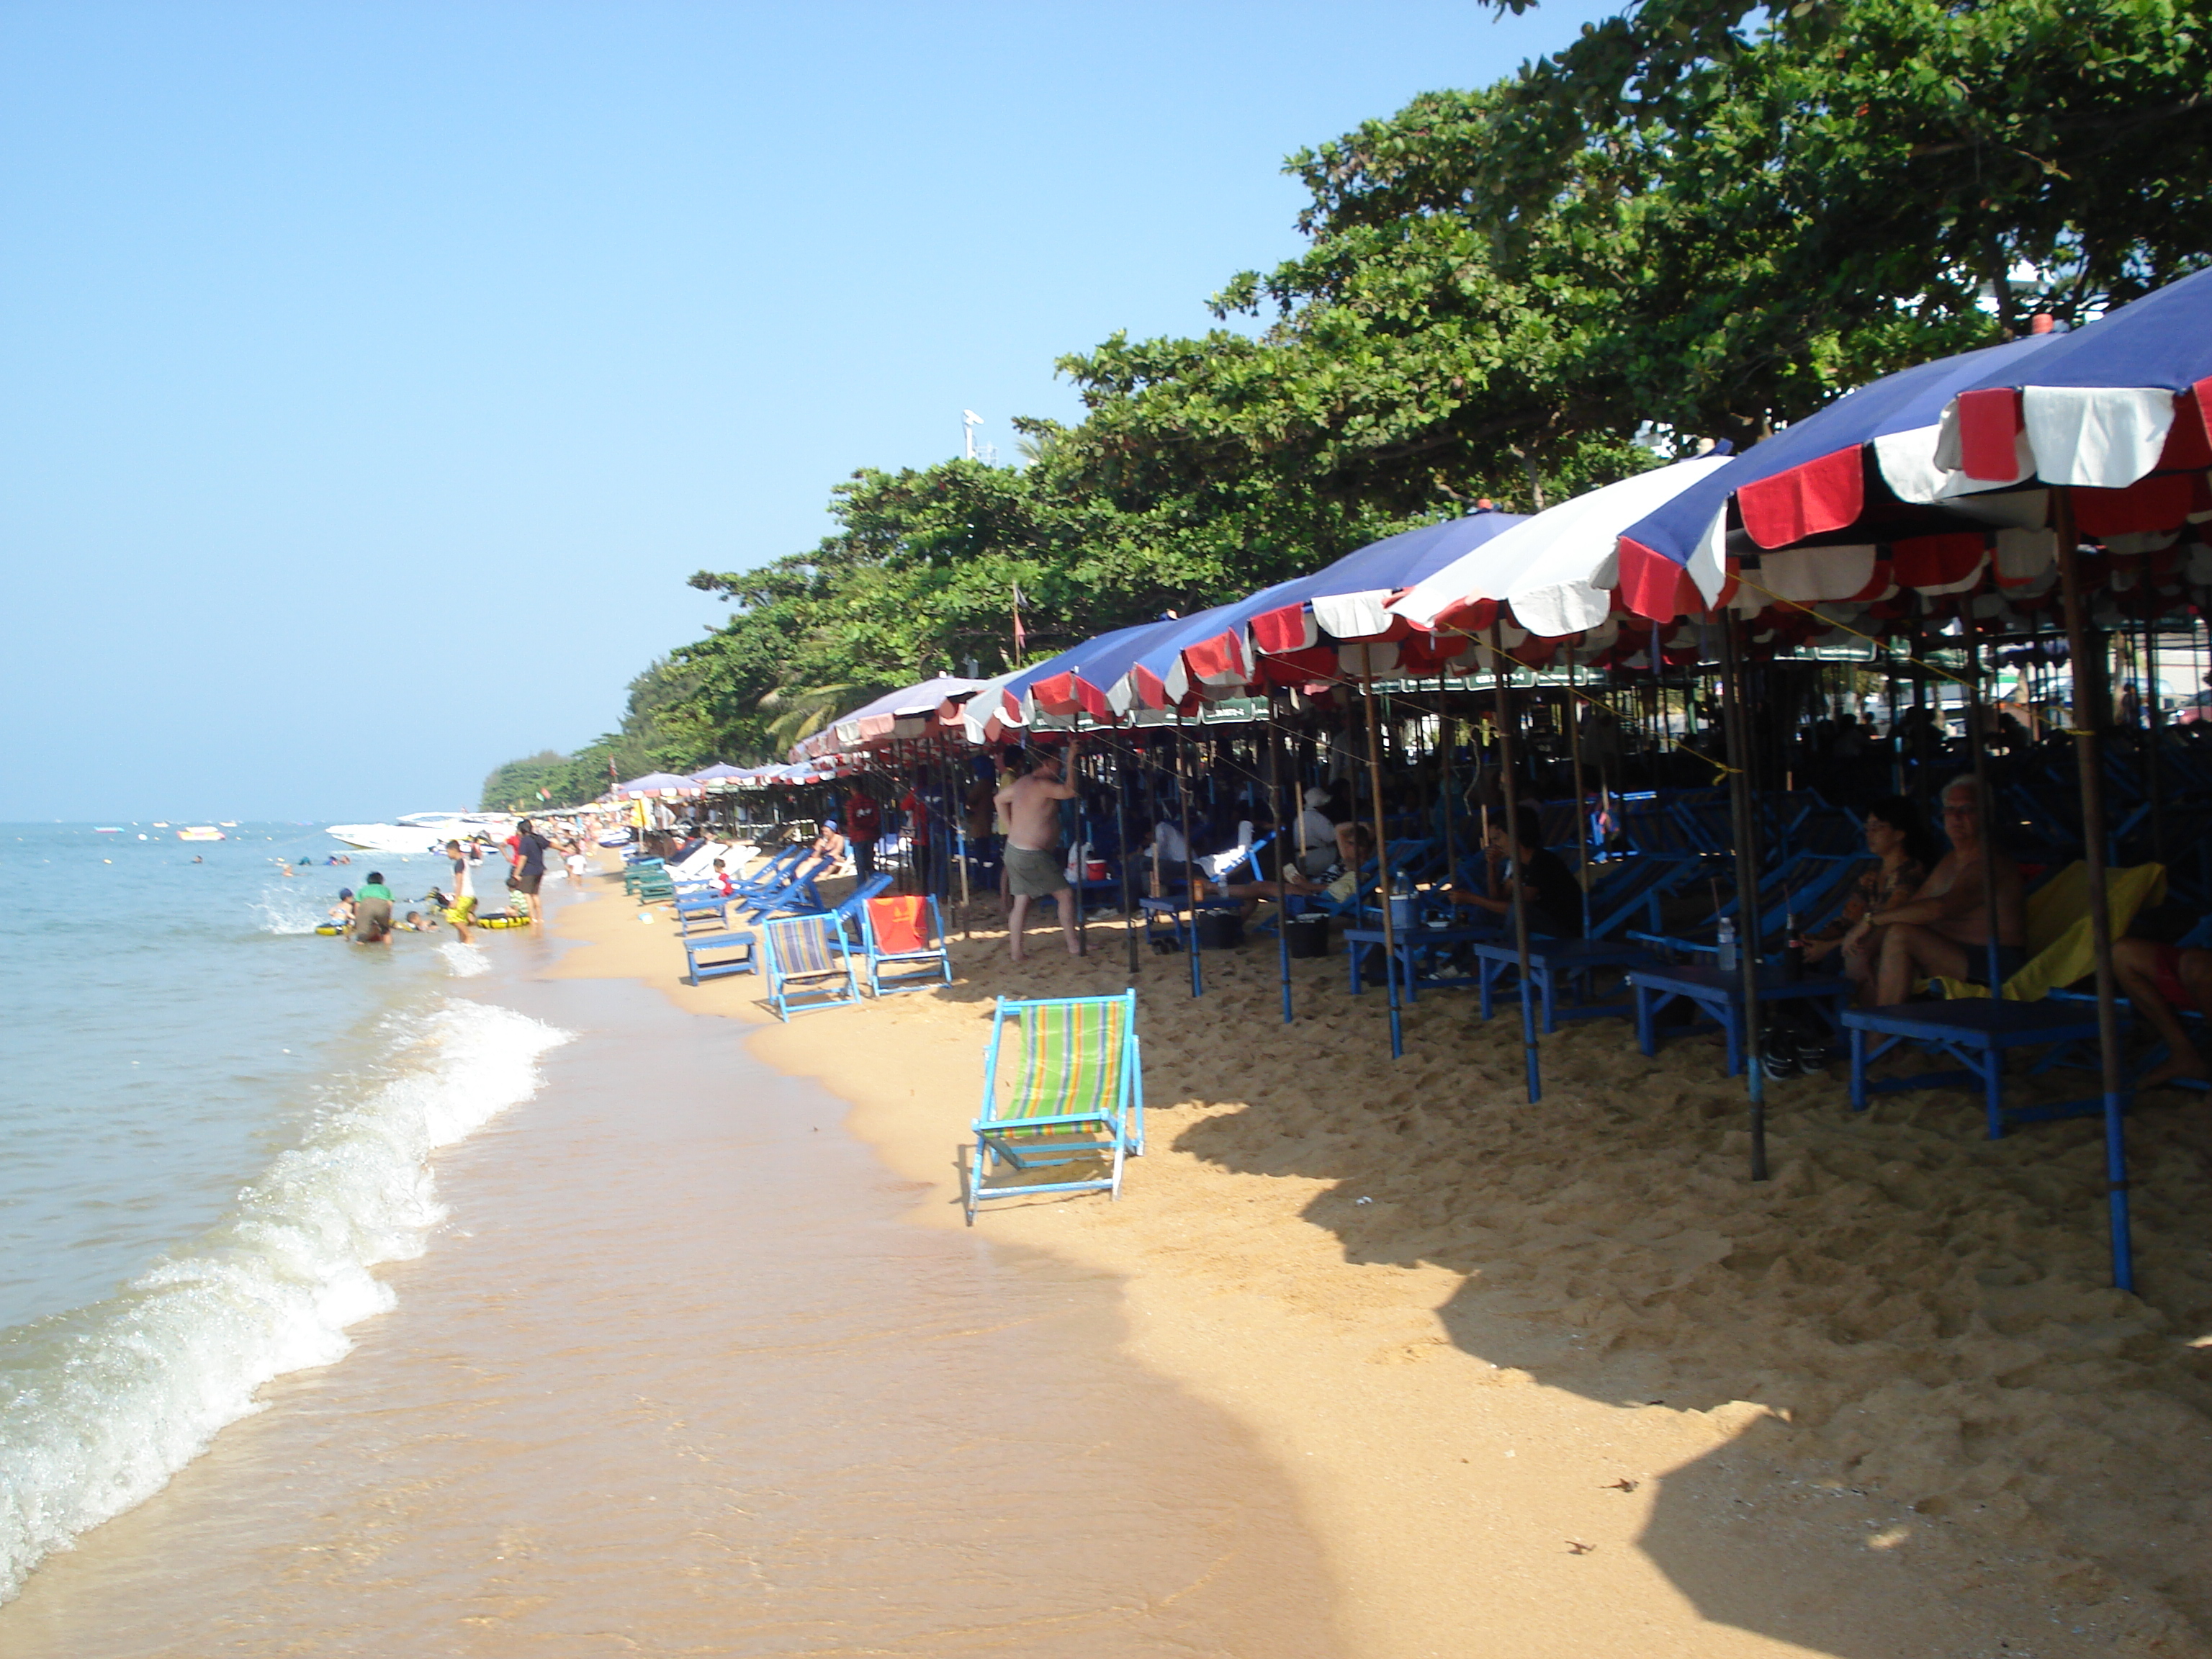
xmin=1 ymin=0 xmax=1619 ymax=822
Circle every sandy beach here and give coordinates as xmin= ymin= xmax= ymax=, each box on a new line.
xmin=7 ymin=863 xmax=2208 ymax=1658
xmin=550 ymin=869 xmax=2212 ymax=1659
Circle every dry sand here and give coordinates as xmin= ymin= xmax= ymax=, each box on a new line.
xmin=559 ymin=870 xmax=2212 ymax=1659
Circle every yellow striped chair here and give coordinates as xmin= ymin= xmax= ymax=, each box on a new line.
xmin=967 ymin=990 xmax=1143 ymax=1223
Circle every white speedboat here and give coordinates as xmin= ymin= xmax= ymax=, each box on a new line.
xmin=325 ymin=811 xmax=514 ymax=855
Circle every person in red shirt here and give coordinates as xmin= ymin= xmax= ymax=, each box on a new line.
xmin=844 ymin=788 xmax=884 ymax=879
xmin=899 ymin=778 xmax=932 ymax=893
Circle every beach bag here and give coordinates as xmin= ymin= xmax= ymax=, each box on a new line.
xmin=1064 ymin=842 xmax=1094 ymax=884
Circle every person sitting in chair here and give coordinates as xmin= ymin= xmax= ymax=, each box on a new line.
xmin=1802 ymin=794 xmax=1937 ymax=1004
xmin=1195 ymin=821 xmax=1372 ymax=916
xmin=2116 ymin=927 xmax=2212 ymax=1089
xmin=1871 ymin=775 xmax=2026 ymax=1005
xmin=1446 ymin=804 xmax=1583 ymax=937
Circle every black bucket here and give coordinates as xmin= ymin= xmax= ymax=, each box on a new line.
xmin=1195 ymin=911 xmax=1245 ymax=950
xmin=1285 ymin=912 xmax=1330 ymax=958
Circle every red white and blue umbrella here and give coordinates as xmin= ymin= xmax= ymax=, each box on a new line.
xmin=1936 ymin=266 xmax=2212 ymax=534
xmin=1390 ymin=460 xmax=1733 ymax=644
xmin=1608 ymin=335 xmax=2059 ymax=624
xmin=1110 ymin=510 xmax=1531 ymax=709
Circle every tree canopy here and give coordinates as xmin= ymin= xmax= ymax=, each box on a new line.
xmin=483 ymin=0 xmax=2212 ymax=806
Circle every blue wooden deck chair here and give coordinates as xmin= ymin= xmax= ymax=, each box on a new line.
xmin=860 ymin=894 xmax=952 ymax=995
xmin=759 ymin=912 xmax=862 ymax=1020
xmin=967 ymin=990 xmax=1144 ymax=1223
xmin=729 ymin=843 xmax=806 ymax=898
xmin=683 ymin=930 xmax=758 ymax=984
xmin=825 ymin=872 xmax=895 ymax=951
xmin=741 ymin=850 xmax=835 ymax=921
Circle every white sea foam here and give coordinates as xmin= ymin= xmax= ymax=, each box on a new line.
xmin=251 ymin=884 xmax=334 ymax=935
xmin=438 ymin=942 xmax=491 ymax=978
xmin=0 ymin=998 xmax=570 ymax=1603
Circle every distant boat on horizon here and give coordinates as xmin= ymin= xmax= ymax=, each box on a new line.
xmin=177 ymin=827 xmax=225 ymax=842
xmin=94 ymin=827 xmax=121 ymax=833
xmin=153 ymin=822 xmax=169 ymax=828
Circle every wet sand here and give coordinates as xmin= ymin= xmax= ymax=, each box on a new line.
xmin=547 ymin=873 xmax=2212 ymax=1659
xmin=0 ymin=932 xmax=1340 ymax=1655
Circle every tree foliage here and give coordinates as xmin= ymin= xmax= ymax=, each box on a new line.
xmin=485 ymin=0 xmax=2212 ymax=794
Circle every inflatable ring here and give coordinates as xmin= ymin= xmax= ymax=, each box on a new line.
xmin=315 ymin=924 xmax=347 ymax=935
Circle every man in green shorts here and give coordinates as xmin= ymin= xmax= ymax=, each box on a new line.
xmin=993 ymin=744 xmax=1082 ymax=963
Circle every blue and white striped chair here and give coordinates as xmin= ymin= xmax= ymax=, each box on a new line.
xmin=760 ymin=912 xmax=862 ymax=1020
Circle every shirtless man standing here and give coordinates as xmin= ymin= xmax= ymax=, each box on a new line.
xmin=1872 ymin=775 xmax=2026 ymax=1004
xmin=995 ymin=745 xmax=1082 ymax=962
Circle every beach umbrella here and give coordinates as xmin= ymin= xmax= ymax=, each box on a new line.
xmin=1601 ymin=336 xmax=2064 ymax=625
xmin=1936 ymin=266 xmax=2212 ymax=513
xmin=615 ymin=771 xmax=702 ymax=799
xmin=688 ymin=762 xmax=750 ymax=784
xmin=1390 ymin=459 xmax=1736 ymax=640
xmin=1009 ymin=618 xmax=1186 ymax=722
xmin=1110 ymin=510 xmax=1532 ymax=711
xmin=1052 ymin=606 xmax=1245 ymax=718
xmin=943 ymin=665 xmax=1032 ymax=745
xmin=795 ymin=676 xmax=984 ymax=760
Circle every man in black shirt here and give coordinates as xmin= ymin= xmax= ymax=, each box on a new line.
xmin=509 ymin=818 xmax=554 ymax=927
xmin=1450 ymin=806 xmax=1583 ymax=938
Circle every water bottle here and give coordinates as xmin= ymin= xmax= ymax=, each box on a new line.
xmin=1715 ymin=914 xmax=1737 ymax=976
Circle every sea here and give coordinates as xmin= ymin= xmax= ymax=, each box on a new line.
xmin=0 ymin=822 xmax=570 ymax=1604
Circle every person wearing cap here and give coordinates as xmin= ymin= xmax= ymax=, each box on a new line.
xmin=1295 ymin=786 xmax=1338 ymax=874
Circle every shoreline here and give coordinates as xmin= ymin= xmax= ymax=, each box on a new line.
xmin=550 ymin=873 xmax=2212 ymax=1657
xmin=1 ymin=886 xmax=1343 ymax=1655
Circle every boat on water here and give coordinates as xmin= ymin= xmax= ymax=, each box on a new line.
xmin=325 ymin=811 xmax=515 ymax=855
xmin=177 ymin=827 xmax=225 ymax=842
xmin=94 ymin=827 xmax=122 ymax=834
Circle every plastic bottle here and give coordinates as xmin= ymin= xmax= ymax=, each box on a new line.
xmin=1715 ymin=914 xmax=1737 ymax=975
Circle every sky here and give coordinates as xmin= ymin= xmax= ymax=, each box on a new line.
xmin=1 ymin=0 xmax=1624 ymax=822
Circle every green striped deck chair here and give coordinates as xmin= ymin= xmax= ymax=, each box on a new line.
xmin=760 ymin=912 xmax=861 ymax=1020
xmin=967 ymin=990 xmax=1144 ymax=1223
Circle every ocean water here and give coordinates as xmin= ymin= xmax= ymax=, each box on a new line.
xmin=0 ymin=824 xmax=569 ymax=1602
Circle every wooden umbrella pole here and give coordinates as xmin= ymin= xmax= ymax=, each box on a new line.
xmin=2143 ymin=576 xmax=2166 ymax=866
xmin=953 ymin=744 xmax=973 ymax=937
xmin=1964 ymin=621 xmax=2003 ymax=992
xmin=2056 ymin=495 xmax=2135 ymax=1292
xmin=1437 ymin=669 xmax=1457 ymax=886
xmin=1360 ymin=644 xmax=1403 ymax=1059
xmin=1565 ymin=654 xmax=1592 ymax=938
xmin=1489 ymin=624 xmax=1539 ymax=1102
xmin=1112 ymin=732 xmax=1140 ymax=981
xmin=1716 ymin=609 xmax=1768 ymax=1180
xmin=1266 ymin=689 xmax=1294 ymax=1023
xmin=1177 ymin=717 xmax=1202 ymax=999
